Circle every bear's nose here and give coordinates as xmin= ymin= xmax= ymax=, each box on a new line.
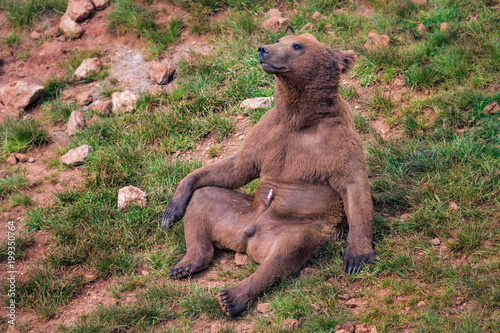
xmin=258 ymin=46 xmax=270 ymax=60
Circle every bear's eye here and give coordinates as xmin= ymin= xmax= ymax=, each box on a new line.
xmin=292 ymin=43 xmax=303 ymax=50
xmin=276 ymin=39 xmax=280 ymax=43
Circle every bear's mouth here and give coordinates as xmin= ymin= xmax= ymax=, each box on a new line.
xmin=260 ymin=62 xmax=287 ymax=73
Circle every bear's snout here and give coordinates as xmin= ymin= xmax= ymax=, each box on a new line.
xmin=258 ymin=46 xmax=270 ymax=60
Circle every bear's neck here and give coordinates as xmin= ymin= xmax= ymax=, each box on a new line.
xmin=274 ymin=76 xmax=343 ymax=128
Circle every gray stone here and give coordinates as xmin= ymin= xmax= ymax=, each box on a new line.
xmin=74 ymin=58 xmax=102 ymax=80
xmin=234 ymin=253 xmax=249 ymax=266
xmin=117 ymin=185 xmax=148 ymax=210
xmin=239 ymin=97 xmax=272 ymax=110
xmin=45 ymin=26 xmax=61 ymax=38
xmin=66 ymin=111 xmax=85 ymax=136
xmin=60 ymin=145 xmax=92 ymax=165
xmin=112 ymin=90 xmax=137 ymax=113
xmin=483 ymin=102 xmax=500 ymax=114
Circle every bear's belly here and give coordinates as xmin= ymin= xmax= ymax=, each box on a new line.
xmin=253 ymin=178 xmax=344 ymax=222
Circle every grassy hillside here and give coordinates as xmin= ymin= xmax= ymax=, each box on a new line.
xmin=1 ymin=0 xmax=499 ymax=331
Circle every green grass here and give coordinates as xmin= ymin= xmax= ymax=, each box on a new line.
xmin=1 ymin=0 xmax=67 ymax=29
xmin=0 ymin=117 xmax=49 ymax=155
xmin=3 ymin=32 xmax=21 ymax=47
xmin=4 ymin=0 xmax=500 ymax=331
xmin=42 ymin=101 xmax=77 ymax=125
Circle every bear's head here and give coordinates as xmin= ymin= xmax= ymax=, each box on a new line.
xmin=258 ymin=34 xmax=356 ymax=84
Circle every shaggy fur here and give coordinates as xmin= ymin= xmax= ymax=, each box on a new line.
xmin=162 ymin=35 xmax=375 ymax=317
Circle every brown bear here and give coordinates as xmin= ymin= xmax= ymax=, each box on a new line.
xmin=162 ymin=34 xmax=376 ymax=317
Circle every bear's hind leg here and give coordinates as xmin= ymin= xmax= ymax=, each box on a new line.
xmin=170 ymin=187 xmax=252 ymax=279
xmin=218 ymin=226 xmax=324 ymax=316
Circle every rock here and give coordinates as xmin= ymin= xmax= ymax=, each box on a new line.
xmin=417 ymin=301 xmax=426 ymax=307
xmin=335 ymin=322 xmax=355 ymax=333
xmin=60 ymin=14 xmax=84 ymax=38
xmin=112 ymin=90 xmax=137 ymax=113
xmin=76 ymin=91 xmax=93 ymax=105
xmin=66 ymin=111 xmax=85 ymax=136
xmin=483 ymin=102 xmax=500 ymax=114
xmin=28 ymin=157 xmax=35 ymax=163
xmin=412 ymin=0 xmax=427 ymax=4
xmin=261 ymin=16 xmax=290 ymax=33
xmin=282 ymin=319 xmax=300 ymax=330
xmin=234 ymin=253 xmax=249 ymax=266
xmin=0 ymin=81 xmax=45 ymax=113
xmin=14 ymin=153 xmax=29 ymax=162
xmin=60 ymin=145 xmax=92 ymax=165
xmin=256 ymin=302 xmax=271 ymax=313
xmin=58 ymin=35 xmax=66 ymax=42
xmin=440 ymin=22 xmax=449 ymax=32
xmin=429 ymin=238 xmax=441 ymax=246
xmin=355 ymin=323 xmax=378 ymax=333
xmin=74 ymin=57 xmax=102 ymax=80
xmin=448 ymin=201 xmax=458 ymax=211
xmin=301 ymin=23 xmax=315 ymax=31
xmin=149 ymin=62 xmax=176 ymax=85
xmin=365 ymin=31 xmax=393 ymax=51
xmin=239 ymin=97 xmax=272 ymax=110
xmin=6 ymin=154 xmax=17 ymax=165
xmin=92 ymin=0 xmax=109 ymax=10
xmin=91 ymin=99 xmax=112 ymax=116
xmin=66 ymin=0 xmax=95 ymax=22
xmin=31 ymin=30 xmax=42 ymax=39
xmin=117 ymin=185 xmax=148 ymax=211
xmin=45 ymin=26 xmax=61 ymax=38
xmin=267 ymin=8 xmax=282 ymax=18
xmin=0 ymin=170 xmax=8 ymax=178
xmin=416 ymin=23 xmax=427 ymax=33
xmin=312 ymin=11 xmax=324 ymax=20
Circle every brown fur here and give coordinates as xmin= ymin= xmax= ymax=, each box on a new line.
xmin=162 ymin=35 xmax=375 ymax=317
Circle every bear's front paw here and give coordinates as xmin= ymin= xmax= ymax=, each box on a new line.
xmin=161 ymin=201 xmax=185 ymax=229
xmin=343 ymin=246 xmax=376 ymax=274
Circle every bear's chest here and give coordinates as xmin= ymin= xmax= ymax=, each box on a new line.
xmin=260 ymin=127 xmax=335 ymax=183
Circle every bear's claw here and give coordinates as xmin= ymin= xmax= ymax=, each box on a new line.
xmin=218 ymin=288 xmax=248 ymax=317
xmin=343 ymin=249 xmax=376 ymax=274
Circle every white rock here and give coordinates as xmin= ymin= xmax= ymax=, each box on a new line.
xmin=60 ymin=145 xmax=92 ymax=165
xmin=112 ymin=91 xmax=137 ymax=113
xmin=6 ymin=154 xmax=17 ymax=165
xmin=14 ymin=153 xmax=29 ymax=162
xmin=66 ymin=111 xmax=85 ymax=136
xmin=60 ymin=14 xmax=84 ymax=38
xmin=66 ymin=0 xmax=94 ymax=22
xmin=74 ymin=57 xmax=102 ymax=80
xmin=117 ymin=186 xmax=148 ymax=211
xmin=239 ymin=97 xmax=273 ymax=110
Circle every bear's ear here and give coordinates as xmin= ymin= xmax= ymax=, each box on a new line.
xmin=338 ymin=50 xmax=357 ymax=73
xmin=299 ymin=33 xmax=318 ymax=41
